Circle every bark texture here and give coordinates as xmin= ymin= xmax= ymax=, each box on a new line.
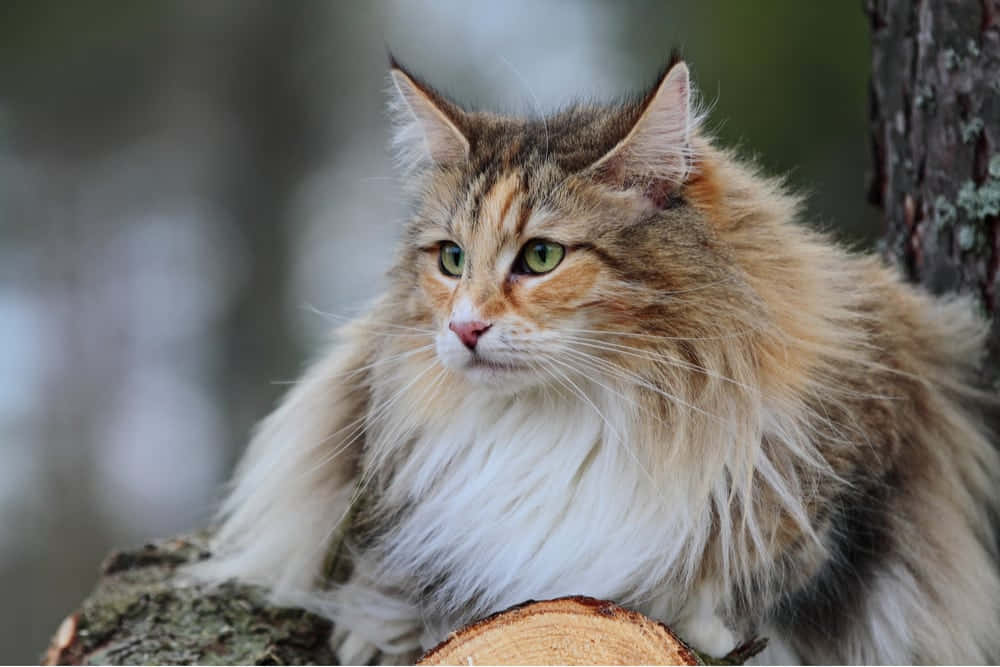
xmin=867 ymin=0 xmax=1000 ymax=371
xmin=40 ymin=535 xmax=336 ymax=665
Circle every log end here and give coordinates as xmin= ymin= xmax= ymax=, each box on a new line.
xmin=417 ymin=597 xmax=703 ymax=666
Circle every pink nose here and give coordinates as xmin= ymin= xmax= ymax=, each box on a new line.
xmin=449 ymin=320 xmax=492 ymax=350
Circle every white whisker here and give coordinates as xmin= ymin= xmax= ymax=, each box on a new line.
xmin=561 ymin=334 xmax=755 ymax=392
xmin=537 ymin=354 xmax=665 ymax=502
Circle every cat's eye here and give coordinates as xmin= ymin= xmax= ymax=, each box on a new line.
xmin=439 ymin=242 xmax=465 ymax=277
xmin=515 ymin=240 xmax=565 ymax=275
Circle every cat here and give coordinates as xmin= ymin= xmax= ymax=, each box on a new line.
xmin=195 ymin=54 xmax=1000 ymax=664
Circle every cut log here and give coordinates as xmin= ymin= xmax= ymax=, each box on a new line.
xmin=417 ymin=597 xmax=702 ymax=666
xmin=41 ymin=534 xmax=336 ymax=665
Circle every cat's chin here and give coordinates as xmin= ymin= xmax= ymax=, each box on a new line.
xmin=453 ymin=356 xmax=540 ymax=393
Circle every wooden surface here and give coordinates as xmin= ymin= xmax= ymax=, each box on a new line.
xmin=417 ymin=597 xmax=702 ymax=666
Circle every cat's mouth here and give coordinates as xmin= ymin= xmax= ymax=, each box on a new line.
xmin=466 ymin=355 xmax=527 ymax=373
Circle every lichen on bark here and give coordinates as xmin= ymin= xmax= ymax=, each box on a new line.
xmin=867 ymin=0 xmax=1000 ymax=378
xmin=42 ymin=535 xmax=336 ymax=665
xmin=867 ymin=0 xmax=1000 ymax=300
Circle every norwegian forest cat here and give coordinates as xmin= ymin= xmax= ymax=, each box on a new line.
xmin=197 ymin=56 xmax=1000 ymax=663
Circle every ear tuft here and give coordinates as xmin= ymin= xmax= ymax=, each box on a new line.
xmin=387 ymin=61 xmax=469 ymax=174
xmin=591 ymin=61 xmax=700 ymax=199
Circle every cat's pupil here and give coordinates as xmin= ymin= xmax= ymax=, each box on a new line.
xmin=533 ymin=244 xmax=547 ymax=263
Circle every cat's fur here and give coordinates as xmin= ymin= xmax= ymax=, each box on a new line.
xmin=196 ymin=57 xmax=1000 ymax=663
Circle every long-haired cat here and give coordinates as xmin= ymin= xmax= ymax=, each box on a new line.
xmin=196 ymin=55 xmax=1000 ymax=663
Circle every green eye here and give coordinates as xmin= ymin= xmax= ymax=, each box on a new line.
xmin=439 ymin=242 xmax=464 ymax=276
xmin=517 ymin=240 xmax=565 ymax=274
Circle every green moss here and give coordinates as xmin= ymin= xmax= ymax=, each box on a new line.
xmin=957 ymin=225 xmax=977 ymax=251
xmin=934 ymin=195 xmax=957 ymax=226
xmin=957 ymin=178 xmax=1000 ymax=220
xmin=961 ymin=118 xmax=984 ymax=143
xmin=914 ymin=84 xmax=935 ymax=111
xmin=45 ymin=536 xmax=338 ymax=665
xmin=989 ymin=155 xmax=1000 ymax=179
xmin=942 ymin=48 xmax=959 ymax=70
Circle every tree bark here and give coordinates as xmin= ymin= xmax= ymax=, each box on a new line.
xmin=867 ymin=0 xmax=1000 ymax=373
xmin=41 ymin=535 xmax=336 ymax=665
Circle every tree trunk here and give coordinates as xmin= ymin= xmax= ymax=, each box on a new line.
xmin=867 ymin=0 xmax=1000 ymax=374
xmin=43 ymin=4 xmax=1000 ymax=665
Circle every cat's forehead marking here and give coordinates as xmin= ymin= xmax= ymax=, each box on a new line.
xmin=480 ymin=172 xmax=521 ymax=231
xmin=476 ymin=170 xmax=539 ymax=246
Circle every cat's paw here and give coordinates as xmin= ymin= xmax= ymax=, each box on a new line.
xmin=330 ymin=625 xmax=422 ymax=665
xmin=673 ymin=613 xmax=739 ymax=659
xmin=331 ymin=625 xmax=380 ymax=665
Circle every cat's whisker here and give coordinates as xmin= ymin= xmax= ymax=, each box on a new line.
xmin=303 ymin=304 xmax=437 ymax=335
xmin=312 ymin=346 xmax=435 ymax=445
xmin=534 ymin=356 xmax=623 ymax=442
xmin=557 ymin=324 xmax=769 ymax=343
xmin=289 ymin=370 xmax=441 ymax=575
xmin=653 ymin=273 xmax=744 ymax=296
xmin=566 ymin=331 xmax=906 ymax=403
xmin=565 ymin=331 xmax=905 ymax=402
xmin=585 ymin=279 xmax=746 ymax=307
xmin=537 ymin=348 xmax=671 ymax=428
xmin=537 ymin=354 xmax=667 ymax=503
xmin=301 ymin=356 xmax=446 ymax=563
xmin=557 ymin=346 xmax=731 ymax=428
xmin=312 ymin=345 xmax=438 ymax=388
xmin=369 ymin=330 xmax=437 ymax=339
xmin=312 ymin=358 xmax=441 ymax=475
xmin=560 ymin=334 xmax=756 ymax=392
xmin=347 ymin=365 xmax=451 ymax=529
xmin=322 ymin=362 xmax=448 ymax=557
xmin=556 ymin=348 xmax=708 ymax=435
xmin=364 ymin=361 xmax=450 ymax=472
xmin=526 ymin=356 xmax=572 ymax=405
xmin=498 ymin=55 xmax=549 ymax=161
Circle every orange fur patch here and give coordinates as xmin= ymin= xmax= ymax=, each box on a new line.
xmin=685 ymin=152 xmax=726 ymax=227
xmin=481 ymin=172 xmax=523 ymax=233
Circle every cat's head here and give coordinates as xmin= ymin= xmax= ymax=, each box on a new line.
xmin=385 ymin=56 xmax=772 ymax=393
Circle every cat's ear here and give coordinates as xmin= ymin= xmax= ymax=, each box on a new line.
xmin=590 ymin=61 xmax=697 ymax=199
xmin=388 ymin=58 xmax=469 ymax=173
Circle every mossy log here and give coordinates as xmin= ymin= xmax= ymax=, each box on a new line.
xmin=41 ymin=535 xmax=336 ymax=665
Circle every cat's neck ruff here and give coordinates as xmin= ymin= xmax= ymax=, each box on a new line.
xmin=365 ymin=379 xmax=717 ymax=635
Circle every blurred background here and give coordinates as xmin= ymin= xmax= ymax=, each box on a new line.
xmin=0 ymin=1 xmax=877 ymax=661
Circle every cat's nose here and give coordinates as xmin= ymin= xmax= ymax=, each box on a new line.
xmin=449 ymin=320 xmax=492 ymax=350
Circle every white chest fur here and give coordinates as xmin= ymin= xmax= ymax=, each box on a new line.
xmin=363 ymin=386 xmax=720 ymax=645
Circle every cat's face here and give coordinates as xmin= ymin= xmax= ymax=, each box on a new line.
xmin=386 ymin=59 xmax=744 ymax=392
xmin=416 ymin=167 xmax=624 ymax=389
